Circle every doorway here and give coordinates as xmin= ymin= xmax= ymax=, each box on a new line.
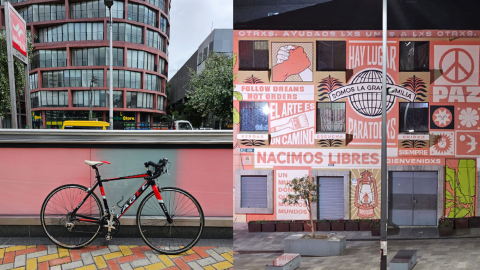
xmin=390 ymin=171 xmax=438 ymax=226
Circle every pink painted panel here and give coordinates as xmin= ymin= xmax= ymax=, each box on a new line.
xmin=176 ymin=149 xmax=233 ymax=217
xmin=0 ymin=148 xmax=92 ymax=215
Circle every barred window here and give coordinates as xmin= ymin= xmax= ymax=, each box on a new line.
xmin=239 ymin=41 xmax=268 ymax=70
xmin=316 ymin=102 xmax=346 ymax=132
xmin=239 ymin=101 xmax=269 ymax=131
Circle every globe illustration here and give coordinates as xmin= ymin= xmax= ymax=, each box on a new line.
xmin=349 ymin=70 xmax=396 ymax=117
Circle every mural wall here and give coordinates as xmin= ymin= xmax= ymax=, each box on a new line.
xmin=233 ymin=30 xmax=480 ymax=223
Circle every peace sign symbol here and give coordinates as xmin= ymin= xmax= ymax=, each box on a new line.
xmin=439 ymin=48 xmax=474 ymax=83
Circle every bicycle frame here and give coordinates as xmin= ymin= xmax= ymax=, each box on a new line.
xmin=70 ymin=165 xmax=172 ymax=224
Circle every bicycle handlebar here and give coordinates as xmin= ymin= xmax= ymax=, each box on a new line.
xmin=144 ymin=158 xmax=168 ymax=180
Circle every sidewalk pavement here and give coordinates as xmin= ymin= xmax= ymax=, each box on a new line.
xmin=233 ymin=222 xmax=480 ymax=253
xmin=0 ymin=245 xmax=233 ymax=270
xmin=234 ymin=238 xmax=480 ymax=270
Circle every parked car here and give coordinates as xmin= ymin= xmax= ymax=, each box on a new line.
xmin=62 ymin=120 xmax=110 ymax=130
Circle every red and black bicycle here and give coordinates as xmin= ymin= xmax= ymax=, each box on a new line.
xmin=40 ymin=158 xmax=204 ymax=254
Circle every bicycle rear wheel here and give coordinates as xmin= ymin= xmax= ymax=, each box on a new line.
xmin=137 ymin=187 xmax=204 ymax=254
xmin=40 ymin=184 xmax=103 ymax=248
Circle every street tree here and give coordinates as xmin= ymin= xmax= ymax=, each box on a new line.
xmin=0 ymin=30 xmax=35 ymax=119
xmin=282 ymin=175 xmax=318 ymax=238
xmin=186 ymin=52 xmax=233 ymax=128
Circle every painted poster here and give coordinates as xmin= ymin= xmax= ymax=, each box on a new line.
xmin=316 ymin=39 xmax=408 ymax=147
xmin=445 ymin=159 xmax=476 ymax=218
xmin=349 ymin=168 xmax=381 ymax=219
xmin=430 ymin=105 xmax=455 ymax=129
xmin=456 ymin=104 xmax=480 ymax=130
xmin=430 ymin=131 xmax=455 ymax=156
xmin=269 ymin=102 xmax=316 ymax=146
xmin=430 ymin=42 xmax=480 ymax=105
xmin=456 ymin=131 xmax=480 ymax=157
xmin=276 ymin=170 xmax=310 ymax=220
xmin=234 ymin=84 xmax=315 ymax=101
xmin=271 ymin=42 xmax=313 ymax=82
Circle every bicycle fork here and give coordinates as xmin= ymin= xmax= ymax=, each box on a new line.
xmin=152 ymin=185 xmax=173 ymax=223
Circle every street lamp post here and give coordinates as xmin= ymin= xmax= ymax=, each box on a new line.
xmin=104 ymin=0 xmax=114 ymax=130
xmin=89 ymin=74 xmax=98 ymax=121
xmin=380 ymin=0 xmax=388 ymax=269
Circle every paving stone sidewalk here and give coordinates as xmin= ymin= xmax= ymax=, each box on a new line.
xmin=235 ymin=238 xmax=480 ymax=270
xmin=0 ymin=245 xmax=233 ymax=270
xmin=234 ymin=222 xmax=480 ymax=253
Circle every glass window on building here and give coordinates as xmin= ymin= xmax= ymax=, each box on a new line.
xmin=38 ymin=23 xmax=103 ymax=43
xmin=41 ymin=70 xmax=103 ymax=88
xmin=109 ymin=23 xmax=143 ymax=44
xmin=145 ymin=74 xmax=162 ymax=92
xmin=316 ymin=41 xmax=346 ymax=71
xmin=399 ymin=102 xmax=429 ymax=133
xmin=31 ymin=91 xmax=68 ymax=108
xmin=70 ymin=0 xmax=123 ymax=19
xmin=239 ymin=101 xmax=269 ymax=131
xmin=29 ymin=73 xmax=39 ymax=89
xmin=239 ymin=41 xmax=268 ymax=70
xmin=157 ymin=95 xmax=164 ymax=111
xmin=316 ymin=102 xmax=346 ymax=132
xmin=400 ymin=41 xmax=429 ymax=71
xmin=126 ymin=92 xmax=153 ymax=109
xmin=159 ymin=57 xmax=166 ymax=75
xmin=31 ymin=50 xmax=67 ymax=69
xmin=45 ymin=111 xmax=92 ymax=129
xmin=128 ymin=3 xmax=156 ymax=27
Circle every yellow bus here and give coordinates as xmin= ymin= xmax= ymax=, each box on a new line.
xmin=62 ymin=121 xmax=110 ymax=130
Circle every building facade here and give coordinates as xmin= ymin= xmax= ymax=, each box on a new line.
xmin=233 ymin=29 xmax=480 ymax=226
xmin=168 ymin=29 xmax=233 ymax=110
xmin=0 ymin=0 xmax=170 ymax=129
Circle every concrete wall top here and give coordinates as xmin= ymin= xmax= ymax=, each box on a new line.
xmin=0 ymin=130 xmax=233 ymax=144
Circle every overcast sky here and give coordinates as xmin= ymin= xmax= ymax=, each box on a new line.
xmin=168 ymin=0 xmax=233 ymax=79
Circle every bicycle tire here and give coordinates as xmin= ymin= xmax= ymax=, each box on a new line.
xmin=40 ymin=184 xmax=103 ymax=249
xmin=137 ymin=187 xmax=204 ymax=254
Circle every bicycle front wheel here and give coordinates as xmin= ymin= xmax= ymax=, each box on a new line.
xmin=40 ymin=184 xmax=103 ymax=248
xmin=137 ymin=187 xmax=204 ymax=254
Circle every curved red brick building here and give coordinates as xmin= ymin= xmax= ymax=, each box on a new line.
xmin=1 ymin=0 xmax=169 ymax=129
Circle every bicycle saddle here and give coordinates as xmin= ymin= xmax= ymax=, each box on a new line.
xmin=84 ymin=160 xmax=111 ymax=166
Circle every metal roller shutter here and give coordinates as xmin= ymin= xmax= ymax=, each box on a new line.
xmin=318 ymin=177 xmax=344 ymax=220
xmin=241 ymin=176 xmax=267 ymax=208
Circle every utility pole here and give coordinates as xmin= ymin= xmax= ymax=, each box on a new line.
xmin=89 ymin=74 xmax=98 ymax=120
xmin=380 ymin=0 xmax=388 ymax=269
